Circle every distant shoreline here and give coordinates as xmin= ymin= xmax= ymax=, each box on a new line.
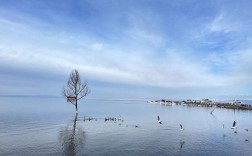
xmin=147 ymin=99 xmax=252 ymax=110
xmin=0 ymin=95 xmax=252 ymax=110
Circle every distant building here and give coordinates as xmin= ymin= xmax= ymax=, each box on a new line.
xmin=201 ymin=99 xmax=212 ymax=104
xmin=229 ymin=100 xmax=242 ymax=106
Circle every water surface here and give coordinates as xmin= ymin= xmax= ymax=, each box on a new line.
xmin=0 ymin=97 xmax=252 ymax=155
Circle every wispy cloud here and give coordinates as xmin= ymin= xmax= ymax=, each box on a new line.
xmin=209 ymin=13 xmax=234 ymax=33
xmin=1 ymin=0 xmax=252 ymax=98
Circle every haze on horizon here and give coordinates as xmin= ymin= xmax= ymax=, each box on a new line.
xmin=0 ymin=0 xmax=252 ymax=100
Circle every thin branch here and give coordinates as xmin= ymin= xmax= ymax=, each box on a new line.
xmin=63 ymin=69 xmax=90 ymax=108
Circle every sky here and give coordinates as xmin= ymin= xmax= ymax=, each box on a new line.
xmin=0 ymin=0 xmax=252 ymax=100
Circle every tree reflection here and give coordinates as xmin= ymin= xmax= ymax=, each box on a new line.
xmin=179 ymin=141 xmax=185 ymax=150
xmin=59 ymin=113 xmax=85 ymax=156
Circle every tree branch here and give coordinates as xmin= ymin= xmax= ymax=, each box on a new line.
xmin=62 ymin=69 xmax=90 ymax=108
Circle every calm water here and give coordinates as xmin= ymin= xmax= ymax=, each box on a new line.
xmin=0 ymin=97 xmax=252 ymax=156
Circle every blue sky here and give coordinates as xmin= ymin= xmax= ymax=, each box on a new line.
xmin=0 ymin=0 xmax=252 ymax=100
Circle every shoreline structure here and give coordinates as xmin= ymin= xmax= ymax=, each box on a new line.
xmin=147 ymin=99 xmax=252 ymax=110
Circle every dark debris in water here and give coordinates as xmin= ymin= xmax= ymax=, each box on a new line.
xmin=83 ymin=116 xmax=142 ymax=128
xmin=83 ymin=116 xmax=124 ymax=122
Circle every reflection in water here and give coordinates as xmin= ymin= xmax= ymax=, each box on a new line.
xmin=180 ymin=141 xmax=185 ymax=150
xmin=222 ymin=134 xmax=226 ymax=141
xmin=210 ymin=107 xmax=216 ymax=115
xmin=210 ymin=112 xmax=216 ymax=119
xmin=59 ymin=113 xmax=85 ymax=156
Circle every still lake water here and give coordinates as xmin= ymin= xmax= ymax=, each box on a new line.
xmin=0 ymin=97 xmax=252 ymax=156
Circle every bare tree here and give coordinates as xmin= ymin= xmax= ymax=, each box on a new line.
xmin=62 ymin=69 xmax=90 ymax=113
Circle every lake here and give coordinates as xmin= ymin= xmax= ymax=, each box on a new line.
xmin=0 ymin=97 xmax=252 ymax=156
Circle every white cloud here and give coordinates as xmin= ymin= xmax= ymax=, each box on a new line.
xmin=0 ymin=17 xmax=242 ymax=89
xmin=0 ymin=5 xmax=251 ymax=100
xmin=209 ymin=12 xmax=243 ymax=33
xmin=235 ymin=48 xmax=252 ymax=82
xmin=91 ymin=43 xmax=103 ymax=51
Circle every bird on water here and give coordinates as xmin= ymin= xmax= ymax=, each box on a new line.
xmin=231 ymin=121 xmax=237 ymax=129
xmin=180 ymin=124 xmax=184 ymax=130
xmin=157 ymin=115 xmax=162 ymax=124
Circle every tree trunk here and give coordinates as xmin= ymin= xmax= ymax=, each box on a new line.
xmin=75 ymin=98 xmax=78 ymax=113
